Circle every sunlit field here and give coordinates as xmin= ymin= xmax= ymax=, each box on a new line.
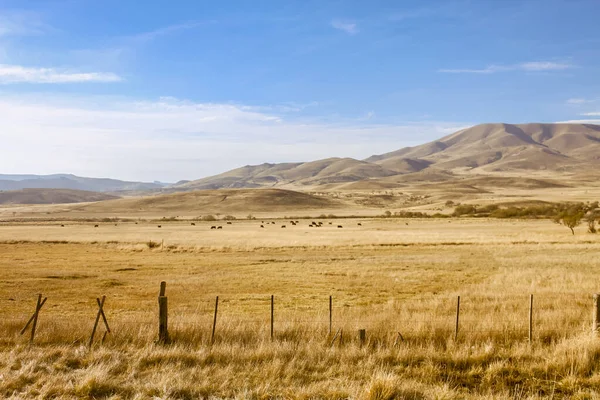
xmin=1 ymin=218 xmax=600 ymax=398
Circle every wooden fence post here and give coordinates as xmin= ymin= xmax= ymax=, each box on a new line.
xmin=211 ymin=296 xmax=219 ymax=344
xmin=593 ymin=294 xmax=600 ymax=337
xmin=20 ymin=294 xmax=47 ymax=344
xmin=454 ymin=295 xmax=460 ymax=341
xmin=529 ymin=294 xmax=533 ymax=344
xmin=158 ymin=281 xmax=169 ymax=344
xmin=329 ymin=295 xmax=332 ymax=335
xmin=358 ymin=329 xmax=366 ymax=347
xmin=270 ymin=295 xmax=274 ymax=340
xmin=89 ymin=295 xmax=110 ymax=348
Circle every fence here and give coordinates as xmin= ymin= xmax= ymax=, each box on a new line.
xmin=5 ymin=282 xmax=600 ymax=347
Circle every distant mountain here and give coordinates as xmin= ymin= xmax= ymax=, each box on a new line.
xmin=0 ymin=188 xmax=119 ymax=205
xmin=173 ymin=123 xmax=600 ymax=190
xmin=0 ymin=174 xmax=167 ymax=192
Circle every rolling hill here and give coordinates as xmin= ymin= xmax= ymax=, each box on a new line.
xmin=76 ymin=188 xmax=343 ymax=214
xmin=0 ymin=189 xmax=119 ymax=205
xmin=173 ymin=123 xmax=600 ymax=190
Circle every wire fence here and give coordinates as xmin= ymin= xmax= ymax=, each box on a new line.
xmin=2 ymin=284 xmax=597 ymax=348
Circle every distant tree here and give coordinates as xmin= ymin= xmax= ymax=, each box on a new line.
xmin=553 ymin=207 xmax=584 ymax=235
xmin=201 ymin=215 xmax=217 ymax=221
xmin=587 ymin=210 xmax=600 ymax=234
xmin=384 ymin=210 xmax=392 ymax=218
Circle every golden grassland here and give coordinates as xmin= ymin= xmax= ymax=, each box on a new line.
xmin=1 ymin=218 xmax=600 ymax=399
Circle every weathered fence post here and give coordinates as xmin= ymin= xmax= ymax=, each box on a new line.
xmin=454 ymin=295 xmax=460 ymax=341
xmin=593 ymin=294 xmax=600 ymax=337
xmin=158 ymin=281 xmax=169 ymax=344
xmin=211 ymin=296 xmax=219 ymax=344
xmin=270 ymin=295 xmax=274 ymax=340
xmin=358 ymin=329 xmax=366 ymax=347
xmin=330 ymin=328 xmax=341 ymax=347
xmin=20 ymin=294 xmax=47 ymax=344
xmin=89 ymin=295 xmax=111 ymax=348
xmin=529 ymin=294 xmax=533 ymax=344
xmin=329 ymin=295 xmax=332 ymax=335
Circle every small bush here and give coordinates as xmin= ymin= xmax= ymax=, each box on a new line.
xmin=147 ymin=240 xmax=161 ymax=249
xmin=201 ymin=215 xmax=217 ymax=221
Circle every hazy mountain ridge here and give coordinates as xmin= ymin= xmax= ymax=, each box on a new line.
xmin=0 ymin=189 xmax=119 ymax=205
xmin=175 ymin=123 xmax=600 ymax=190
xmin=0 ymin=174 xmax=168 ymax=192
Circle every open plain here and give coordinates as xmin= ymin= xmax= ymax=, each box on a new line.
xmin=1 ymin=213 xmax=600 ymax=399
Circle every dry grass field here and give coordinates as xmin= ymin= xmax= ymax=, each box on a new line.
xmin=1 ymin=216 xmax=600 ymax=399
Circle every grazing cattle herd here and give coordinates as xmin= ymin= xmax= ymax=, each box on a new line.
xmin=84 ymin=220 xmax=365 ymax=230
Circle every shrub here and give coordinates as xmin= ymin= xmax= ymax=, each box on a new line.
xmin=223 ymin=215 xmax=236 ymax=221
xmin=453 ymin=204 xmax=477 ymax=216
xmin=201 ymin=215 xmax=217 ymax=221
xmin=147 ymin=240 xmax=161 ymax=249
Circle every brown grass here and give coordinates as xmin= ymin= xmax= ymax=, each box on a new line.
xmin=0 ymin=218 xmax=599 ymax=398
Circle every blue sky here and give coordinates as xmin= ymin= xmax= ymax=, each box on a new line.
xmin=1 ymin=0 xmax=599 ymax=181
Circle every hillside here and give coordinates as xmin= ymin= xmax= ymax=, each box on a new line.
xmin=0 ymin=189 xmax=119 ymax=205
xmin=76 ymin=188 xmax=343 ymax=214
xmin=174 ymin=123 xmax=600 ymax=190
xmin=0 ymin=174 xmax=167 ymax=192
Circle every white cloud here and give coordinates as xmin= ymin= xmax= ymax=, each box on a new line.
xmin=331 ymin=19 xmax=358 ymax=35
xmin=128 ymin=21 xmax=211 ymax=43
xmin=558 ymin=119 xmax=600 ymax=124
xmin=0 ymin=64 xmax=122 ymax=84
xmin=567 ymin=98 xmax=592 ymax=105
xmin=519 ymin=61 xmax=572 ymax=71
xmin=0 ymin=94 xmax=468 ymax=181
xmin=581 ymin=112 xmax=600 ymax=116
xmin=439 ymin=61 xmax=574 ymax=74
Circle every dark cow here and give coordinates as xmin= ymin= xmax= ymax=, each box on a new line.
xmin=217 ymin=226 xmax=223 ymax=229
xmin=211 ymin=226 xmax=216 ymax=229
xmin=260 ymin=225 xmax=264 ymax=228
xmin=191 ymin=223 xmax=196 ymax=226
xmin=357 ymin=223 xmax=362 ymax=226
xmin=227 ymin=222 xmax=232 ymax=225
xmin=337 ymin=225 xmax=343 ymax=228
xmin=281 ymin=225 xmax=286 ymax=228
xmin=158 ymin=225 xmax=162 ymax=228
xmin=61 ymin=224 xmax=64 ymax=227
xmin=94 ymin=225 xmax=99 ymax=228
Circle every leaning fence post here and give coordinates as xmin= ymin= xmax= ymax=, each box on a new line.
xmin=270 ymin=295 xmax=274 ymax=341
xmin=89 ymin=295 xmax=105 ymax=348
xmin=329 ymin=295 xmax=332 ymax=335
xmin=158 ymin=281 xmax=169 ymax=344
xmin=20 ymin=294 xmax=47 ymax=344
xmin=593 ymin=294 xmax=600 ymax=337
xmin=211 ymin=296 xmax=219 ymax=344
xmin=528 ymin=294 xmax=533 ymax=344
xmin=454 ymin=295 xmax=460 ymax=341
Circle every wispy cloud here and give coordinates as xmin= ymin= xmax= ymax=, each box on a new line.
xmin=129 ymin=21 xmax=211 ymax=43
xmin=567 ymin=98 xmax=592 ymax=105
xmin=559 ymin=118 xmax=600 ymax=124
xmin=331 ymin=19 xmax=358 ymax=35
xmin=0 ymin=64 xmax=122 ymax=84
xmin=581 ymin=112 xmax=600 ymax=116
xmin=0 ymin=10 xmax=48 ymax=37
xmin=439 ymin=61 xmax=574 ymax=74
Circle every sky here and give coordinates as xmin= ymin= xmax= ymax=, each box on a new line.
xmin=0 ymin=0 xmax=599 ymax=182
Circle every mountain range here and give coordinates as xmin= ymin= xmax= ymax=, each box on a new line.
xmin=172 ymin=123 xmax=600 ymax=190
xmin=2 ymin=123 xmax=600 ymax=199
xmin=0 ymin=174 xmax=168 ymax=193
